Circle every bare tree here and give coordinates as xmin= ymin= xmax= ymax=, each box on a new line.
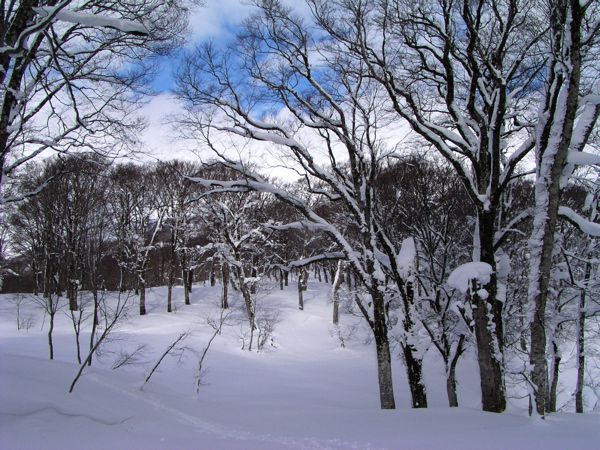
xmin=176 ymin=1 xmax=428 ymax=409
xmin=307 ymin=0 xmax=599 ymax=414
xmin=109 ymin=164 xmax=164 ymax=315
xmin=69 ymin=291 xmax=132 ymax=392
xmin=1 ymin=0 xmax=188 ymax=203
xmin=525 ymin=0 xmax=600 ymax=417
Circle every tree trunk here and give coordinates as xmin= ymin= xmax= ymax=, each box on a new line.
xmin=88 ymin=289 xmax=99 ymax=367
xmin=167 ymin=283 xmax=172 ymax=313
xmin=284 ymin=270 xmax=289 ymax=286
xmin=48 ymin=310 xmax=55 ymax=360
xmin=68 ymin=281 xmax=78 ymax=311
xmin=332 ymin=261 xmax=343 ymax=324
xmin=474 ymin=216 xmax=506 ymax=413
xmin=298 ymin=268 xmax=308 ymax=310
xmin=187 ymin=268 xmax=194 ymax=293
xmin=183 ymin=269 xmax=191 ymax=305
xmin=528 ymin=0 xmax=584 ymax=417
xmin=139 ymin=281 xmax=146 ymax=316
xmin=575 ymin=264 xmax=589 ymax=413
xmin=403 ymin=344 xmax=427 ymax=408
xmin=238 ymin=273 xmax=255 ymax=330
xmin=371 ymin=288 xmax=396 ymax=409
xmin=298 ymin=277 xmax=304 ymax=310
xmin=221 ymin=263 xmax=229 ymax=309
xmin=446 ymin=335 xmax=465 ymax=407
xmin=470 ymin=278 xmax=505 ymax=412
xmin=547 ymin=340 xmax=561 ymax=413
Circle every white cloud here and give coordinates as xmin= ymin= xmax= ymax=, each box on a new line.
xmin=186 ymin=0 xmax=254 ymax=45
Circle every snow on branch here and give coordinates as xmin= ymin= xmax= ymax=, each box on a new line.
xmin=34 ymin=7 xmax=149 ymax=36
xmin=559 ymin=206 xmax=600 ymax=236
xmin=271 ymin=252 xmax=346 ymax=271
xmin=566 ymin=151 xmax=600 ymax=166
xmin=447 ymin=262 xmax=493 ymax=294
xmin=264 ymin=221 xmax=330 ymax=233
xmin=396 ymin=237 xmax=416 ymax=278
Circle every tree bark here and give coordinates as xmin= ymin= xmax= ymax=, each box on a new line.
xmin=183 ymin=269 xmax=191 ymax=305
xmin=528 ymin=0 xmax=584 ymax=417
xmin=221 ymin=263 xmax=229 ymax=309
xmin=547 ymin=340 xmax=561 ymax=413
xmin=139 ymin=281 xmax=146 ymax=316
xmin=88 ymin=289 xmax=99 ymax=367
xmin=575 ymin=262 xmax=589 ymax=413
xmin=403 ymin=344 xmax=427 ymax=408
xmin=371 ymin=288 xmax=396 ymax=409
xmin=167 ymin=284 xmax=173 ymax=313
xmin=474 ymin=216 xmax=506 ymax=413
xmin=470 ymin=278 xmax=506 ymax=412
xmin=48 ymin=310 xmax=54 ymax=360
xmin=446 ymin=335 xmax=465 ymax=407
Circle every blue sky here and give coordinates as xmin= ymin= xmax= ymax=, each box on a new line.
xmin=149 ymin=0 xmax=254 ymax=93
xmin=140 ymin=0 xmax=254 ymax=161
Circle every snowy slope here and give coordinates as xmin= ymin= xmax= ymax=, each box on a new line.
xmin=0 ymin=282 xmax=598 ymax=449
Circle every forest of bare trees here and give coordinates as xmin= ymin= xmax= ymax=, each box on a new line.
xmin=1 ymin=0 xmax=599 ymax=420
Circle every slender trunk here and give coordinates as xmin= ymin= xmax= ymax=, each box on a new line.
xmin=323 ymin=265 xmax=329 ymax=284
xmin=221 ymin=263 xmax=229 ymax=309
xmin=446 ymin=335 xmax=465 ymax=407
xmin=187 ymin=268 xmax=193 ymax=293
xmin=167 ymin=283 xmax=172 ymax=312
xmin=298 ymin=268 xmax=307 ymax=310
xmin=284 ymin=271 xmax=288 ymax=286
xmin=279 ymin=269 xmax=284 ymax=290
xmin=547 ymin=340 xmax=561 ymax=413
xmin=183 ymin=269 xmax=190 ymax=305
xmin=71 ymin=311 xmax=82 ymax=364
xmin=48 ymin=311 xmax=55 ymax=360
xmin=446 ymin=362 xmax=458 ymax=408
xmin=88 ymin=289 xmax=99 ymax=366
xmin=68 ymin=281 xmax=78 ymax=311
xmin=528 ymin=1 xmax=583 ymax=417
xmin=240 ymin=280 xmax=255 ymax=330
xmin=298 ymin=277 xmax=304 ymax=310
xmin=139 ymin=281 xmax=146 ymax=316
xmin=575 ymin=263 xmax=589 ymax=413
xmin=332 ymin=261 xmax=343 ymax=324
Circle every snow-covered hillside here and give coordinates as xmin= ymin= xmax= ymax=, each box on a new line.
xmin=0 ymin=282 xmax=597 ymax=449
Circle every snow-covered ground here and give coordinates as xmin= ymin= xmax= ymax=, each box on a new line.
xmin=0 ymin=281 xmax=597 ymax=449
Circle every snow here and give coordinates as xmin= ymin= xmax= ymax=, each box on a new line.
xmin=567 ymin=151 xmax=600 ymax=166
xmin=396 ymin=237 xmax=416 ymax=278
xmin=34 ymin=7 xmax=148 ymax=35
xmin=559 ymin=206 xmax=600 ymax=236
xmin=0 ymin=282 xmax=597 ymax=449
xmin=447 ymin=262 xmax=494 ymax=294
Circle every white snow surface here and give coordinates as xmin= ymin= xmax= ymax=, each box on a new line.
xmin=0 ymin=282 xmax=597 ymax=450
xmin=447 ymin=262 xmax=494 ymax=293
xmin=396 ymin=237 xmax=416 ymax=278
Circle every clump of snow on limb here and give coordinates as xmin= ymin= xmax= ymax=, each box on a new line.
xmin=447 ymin=262 xmax=493 ymax=294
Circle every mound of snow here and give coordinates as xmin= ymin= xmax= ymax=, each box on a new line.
xmin=447 ymin=262 xmax=493 ymax=293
